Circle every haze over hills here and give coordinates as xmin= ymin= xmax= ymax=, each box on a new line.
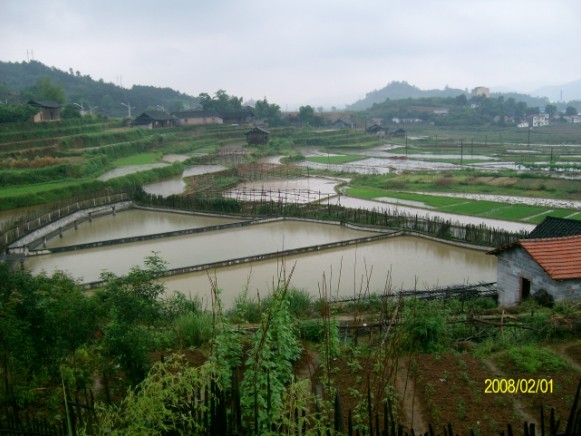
xmin=1 ymin=60 xmax=580 ymax=116
xmin=345 ymin=81 xmax=572 ymax=111
xmin=0 ymin=60 xmax=199 ymax=118
xmin=346 ymin=81 xmax=467 ymax=110
xmin=531 ymin=79 xmax=581 ymax=103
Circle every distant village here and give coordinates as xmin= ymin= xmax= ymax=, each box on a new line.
xmin=25 ymin=84 xmax=581 ymax=135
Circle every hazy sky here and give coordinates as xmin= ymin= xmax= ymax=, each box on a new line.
xmin=1 ymin=0 xmax=580 ymax=108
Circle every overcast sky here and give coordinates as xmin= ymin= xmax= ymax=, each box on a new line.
xmin=1 ymin=0 xmax=580 ymax=109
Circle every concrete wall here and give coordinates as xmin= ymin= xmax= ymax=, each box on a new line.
xmin=8 ymin=202 xmax=133 ymax=253
xmin=496 ymin=247 xmax=581 ymax=306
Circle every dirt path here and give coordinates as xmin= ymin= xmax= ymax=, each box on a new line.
xmin=481 ymin=357 xmax=538 ymax=425
xmin=395 ymin=357 xmax=428 ymax=432
xmin=550 ymin=340 xmax=581 ymax=372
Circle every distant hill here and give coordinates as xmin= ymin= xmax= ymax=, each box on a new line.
xmin=531 ymin=79 xmax=581 ymax=103
xmin=347 ymin=81 xmax=466 ymax=110
xmin=0 ymin=60 xmax=199 ymax=117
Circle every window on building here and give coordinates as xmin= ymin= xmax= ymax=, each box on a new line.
xmin=521 ymin=277 xmax=531 ymax=300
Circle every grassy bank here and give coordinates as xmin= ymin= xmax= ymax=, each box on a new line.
xmin=346 ymin=186 xmax=579 ymax=223
xmin=350 ymin=170 xmax=581 ymax=199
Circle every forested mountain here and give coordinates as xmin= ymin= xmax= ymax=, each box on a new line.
xmin=347 ymin=81 xmax=551 ymax=111
xmin=347 ymin=81 xmax=466 ymax=110
xmin=0 ymin=60 xmax=199 ymax=117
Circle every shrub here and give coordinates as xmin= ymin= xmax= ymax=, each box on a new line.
xmin=533 ymin=288 xmax=554 ymax=308
xmin=401 ymin=299 xmax=449 ymax=353
xmin=175 ymin=311 xmax=214 ymax=347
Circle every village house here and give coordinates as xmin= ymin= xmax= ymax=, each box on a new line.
xmin=527 ymin=113 xmax=550 ymax=128
xmin=172 ymin=110 xmax=223 ymax=126
xmin=391 ymin=128 xmax=407 ymax=138
xmin=472 ymin=86 xmax=490 ymax=98
xmin=487 ymin=217 xmax=581 ymax=306
xmin=221 ymin=109 xmax=254 ymax=125
xmin=332 ymin=119 xmax=354 ymax=129
xmin=392 ymin=117 xmax=422 ymax=124
xmin=27 ymin=99 xmax=62 ymax=122
xmin=366 ymin=123 xmax=388 ymax=136
xmin=132 ymin=111 xmax=177 ymax=129
xmin=245 ymin=126 xmax=270 ymax=145
xmin=563 ymin=115 xmax=581 ymax=124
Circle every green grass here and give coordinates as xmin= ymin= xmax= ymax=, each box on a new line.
xmin=306 ymin=155 xmax=365 ymax=164
xmin=111 ymin=152 xmax=163 ymax=167
xmin=346 ymin=186 xmax=578 ymax=223
xmin=506 ymin=346 xmax=570 ymax=374
xmin=0 ymin=179 xmax=89 ymax=198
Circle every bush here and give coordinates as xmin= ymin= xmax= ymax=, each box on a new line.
xmin=175 ymin=311 xmax=214 ymax=347
xmin=230 ymin=292 xmax=262 ymax=324
xmin=401 ymin=299 xmax=449 ymax=353
xmin=298 ymin=318 xmax=324 ymax=342
xmin=533 ymin=288 xmax=554 ymax=308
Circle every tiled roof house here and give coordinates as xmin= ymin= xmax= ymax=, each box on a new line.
xmin=132 ymin=111 xmax=177 ymax=128
xmin=487 ymin=217 xmax=581 ymax=306
xmin=27 ymin=99 xmax=62 ymax=122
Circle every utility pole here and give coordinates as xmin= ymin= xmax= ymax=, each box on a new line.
xmin=121 ymin=102 xmax=135 ymax=118
xmin=405 ymin=134 xmax=408 ymax=157
xmin=460 ymin=139 xmax=463 ymax=166
xmin=471 ymin=137 xmax=474 ymax=161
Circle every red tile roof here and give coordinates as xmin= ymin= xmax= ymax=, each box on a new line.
xmin=503 ymin=235 xmax=581 ymax=280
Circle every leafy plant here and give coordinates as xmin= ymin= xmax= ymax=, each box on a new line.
xmin=401 ymin=299 xmax=449 ymax=353
xmin=506 ymin=346 xmax=570 ymax=374
xmin=240 ymin=287 xmax=302 ymax=432
xmin=96 ymin=353 xmax=218 ymax=435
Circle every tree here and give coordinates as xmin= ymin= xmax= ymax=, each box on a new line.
xmin=198 ymin=89 xmax=243 ymax=113
xmin=454 ymin=94 xmax=468 ymax=106
xmin=254 ymin=98 xmax=282 ymax=126
xmin=61 ymin=103 xmax=82 ymax=119
xmin=26 ymin=77 xmax=65 ymax=103
xmin=0 ymin=104 xmax=37 ymax=123
xmin=0 ymin=264 xmax=97 ymax=412
xmin=172 ymin=100 xmax=185 ymax=112
xmin=565 ymin=106 xmax=578 ymax=116
xmin=298 ymin=105 xmax=315 ymax=126
xmin=544 ymin=104 xmax=557 ymax=118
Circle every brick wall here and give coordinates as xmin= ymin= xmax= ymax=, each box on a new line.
xmin=496 ymin=247 xmax=581 ymax=306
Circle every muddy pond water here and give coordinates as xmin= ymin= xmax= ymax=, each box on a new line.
xmin=43 ymin=209 xmax=243 ymax=248
xmin=161 ymin=235 xmax=497 ymax=308
xmin=24 ymin=218 xmax=373 ymax=283
xmin=22 ymin=208 xmax=497 ymax=308
xmin=143 ymin=165 xmax=227 ymax=197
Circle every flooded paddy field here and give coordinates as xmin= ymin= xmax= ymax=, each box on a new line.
xmin=224 ymin=176 xmax=341 ymax=203
xmin=143 ymin=164 xmax=227 ymax=197
xmin=42 ymin=208 xmax=243 ymax=248
xmin=161 ymin=235 xmax=497 ymax=308
xmin=24 ymin=219 xmax=374 ymax=283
